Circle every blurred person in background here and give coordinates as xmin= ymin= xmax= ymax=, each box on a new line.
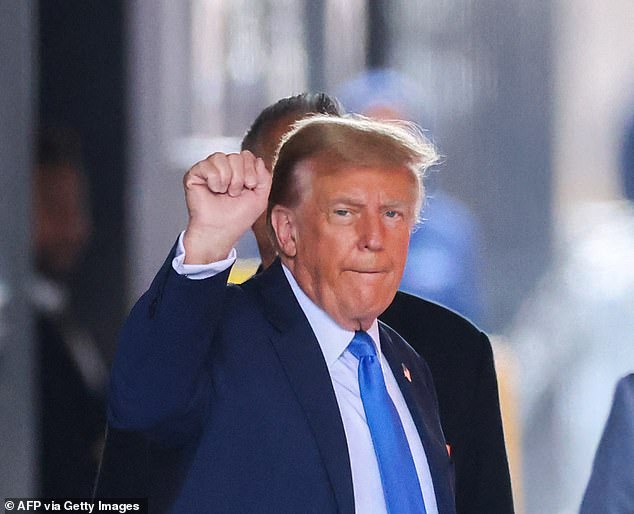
xmin=337 ymin=68 xmax=484 ymax=327
xmin=243 ymin=93 xmax=513 ymax=514
xmin=579 ymin=373 xmax=634 ymax=514
xmin=32 ymin=128 xmax=107 ymax=496
xmin=507 ymin=111 xmax=634 ymax=514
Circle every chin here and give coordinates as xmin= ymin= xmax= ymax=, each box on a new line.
xmin=355 ymin=286 xmax=396 ymax=308
xmin=344 ymin=302 xmax=388 ymax=327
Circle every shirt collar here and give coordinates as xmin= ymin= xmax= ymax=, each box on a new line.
xmin=281 ymin=264 xmax=381 ymax=367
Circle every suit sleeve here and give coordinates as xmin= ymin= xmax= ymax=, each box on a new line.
xmin=467 ymin=332 xmax=514 ymax=514
xmin=108 ymin=250 xmax=233 ymax=445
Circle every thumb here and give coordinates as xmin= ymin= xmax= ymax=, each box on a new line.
xmin=254 ymin=157 xmax=272 ymax=193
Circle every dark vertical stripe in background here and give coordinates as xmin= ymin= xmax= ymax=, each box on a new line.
xmin=38 ymin=0 xmax=127 ymax=359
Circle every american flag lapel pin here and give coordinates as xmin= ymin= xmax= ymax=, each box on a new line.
xmin=402 ymin=363 xmax=412 ymax=382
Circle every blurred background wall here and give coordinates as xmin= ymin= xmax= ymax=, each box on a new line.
xmin=0 ymin=0 xmax=36 ymax=498
xmin=2 ymin=0 xmax=634 ymax=510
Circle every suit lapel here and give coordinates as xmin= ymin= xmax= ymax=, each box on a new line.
xmin=247 ymin=262 xmax=355 ymax=514
xmin=379 ymin=323 xmax=456 ymax=514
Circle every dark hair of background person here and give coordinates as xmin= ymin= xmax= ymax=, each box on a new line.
xmin=241 ymin=92 xmax=343 ymax=153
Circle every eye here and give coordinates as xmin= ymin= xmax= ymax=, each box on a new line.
xmin=385 ymin=210 xmax=401 ymax=219
xmin=334 ymin=208 xmax=350 ymax=217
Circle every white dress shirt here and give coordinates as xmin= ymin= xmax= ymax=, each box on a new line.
xmin=173 ymin=232 xmax=438 ymax=513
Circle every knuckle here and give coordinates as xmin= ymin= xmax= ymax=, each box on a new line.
xmin=206 ymin=152 xmax=228 ymax=170
xmin=227 ymin=152 xmax=243 ymax=166
xmin=207 ymin=151 xmax=225 ymax=161
xmin=183 ymin=168 xmax=198 ymax=189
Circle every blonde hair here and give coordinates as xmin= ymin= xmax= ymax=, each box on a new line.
xmin=267 ymin=114 xmax=437 ymax=226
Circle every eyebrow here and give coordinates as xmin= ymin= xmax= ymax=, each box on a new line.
xmin=329 ymin=196 xmax=365 ymax=208
xmin=328 ymin=196 xmax=411 ymax=210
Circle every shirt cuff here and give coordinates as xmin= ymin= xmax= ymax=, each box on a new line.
xmin=172 ymin=231 xmax=237 ymax=280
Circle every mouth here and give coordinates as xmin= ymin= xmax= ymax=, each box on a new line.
xmin=344 ymin=269 xmax=390 ymax=276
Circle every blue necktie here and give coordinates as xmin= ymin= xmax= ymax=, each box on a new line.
xmin=348 ymin=331 xmax=427 ymax=514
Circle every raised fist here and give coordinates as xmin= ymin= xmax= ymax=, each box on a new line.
xmin=182 ymin=150 xmax=271 ymax=264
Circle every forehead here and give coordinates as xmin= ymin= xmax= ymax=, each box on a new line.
xmin=296 ymin=157 xmax=419 ymax=201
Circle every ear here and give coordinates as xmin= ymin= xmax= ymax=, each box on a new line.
xmin=270 ymin=205 xmax=297 ymax=257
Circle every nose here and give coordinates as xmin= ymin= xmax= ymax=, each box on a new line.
xmin=357 ymin=212 xmax=385 ymax=251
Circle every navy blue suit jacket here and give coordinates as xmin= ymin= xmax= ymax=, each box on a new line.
xmin=108 ymin=255 xmax=456 ymax=513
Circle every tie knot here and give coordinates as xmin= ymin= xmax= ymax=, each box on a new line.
xmin=348 ymin=331 xmax=377 ymax=359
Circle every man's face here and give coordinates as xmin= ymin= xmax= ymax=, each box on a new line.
xmin=33 ymin=164 xmax=92 ymax=278
xmin=276 ymin=159 xmax=418 ymax=331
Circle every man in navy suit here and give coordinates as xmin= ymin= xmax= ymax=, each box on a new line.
xmin=109 ymin=115 xmax=455 ymax=512
xmin=241 ymin=93 xmax=512 ymax=514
